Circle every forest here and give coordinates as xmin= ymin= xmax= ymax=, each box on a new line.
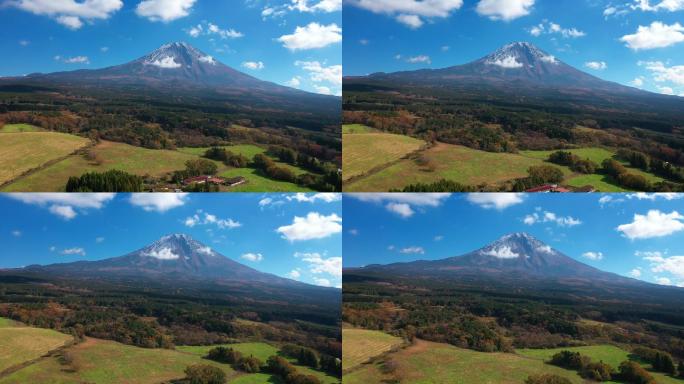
xmin=342 ymin=271 xmax=684 ymax=366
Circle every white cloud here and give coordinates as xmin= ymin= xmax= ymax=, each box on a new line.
xmin=348 ymin=0 xmax=463 ymax=28
xmin=196 ymin=246 xmax=213 ymax=255
xmin=396 ymin=14 xmax=423 ymax=28
xmin=288 ymin=269 xmax=301 ymax=279
xmin=259 ymin=198 xmax=273 ymax=207
xmin=286 ymin=193 xmax=341 ymax=203
xmin=523 ymin=210 xmax=582 ymax=227
xmin=11 ymin=230 xmax=22 ymax=237
xmin=148 ymin=56 xmax=181 ymax=69
xmin=18 ymin=40 xmax=30 ymax=46
xmin=628 ymin=192 xmax=684 ymax=200
xmin=476 ymin=0 xmax=535 ymax=21
xmin=617 ymin=210 xmax=684 ymax=239
xmin=641 ymin=252 xmax=684 ymax=278
xmin=6 ymin=193 xmax=114 ymax=219
xmin=278 ymin=23 xmax=342 ymax=51
xmin=467 ymin=193 xmax=524 ymax=210
xmin=184 ymin=212 xmax=241 ymax=229
xmin=483 ymin=245 xmax=519 ymax=259
xmin=658 ymin=86 xmax=675 ymax=95
xmin=129 ymin=193 xmax=188 ymax=212
xmin=198 ymin=55 xmax=215 ymax=65
xmin=489 ymin=56 xmax=523 ymax=69
xmin=352 ymin=193 xmax=450 ymax=217
xmin=632 ymin=77 xmax=645 ymax=87
xmin=61 ymin=247 xmax=86 ymax=257
xmin=582 ymin=251 xmax=604 ymax=261
xmin=313 ymin=85 xmax=333 ymax=95
xmin=136 ymin=0 xmax=195 ymax=22
xmin=290 ymin=0 xmax=342 ymax=12
xmin=348 ymin=229 xmax=359 ymax=236
xmin=313 ymin=277 xmax=331 ymax=287
xmin=629 ymin=268 xmax=642 ymax=278
xmin=100 ymin=46 xmax=109 ymax=52
xmin=585 ymin=61 xmax=607 ymax=70
xmin=528 ymin=21 xmax=585 ymax=38
xmin=286 ymin=76 xmax=302 ymax=88
xmin=632 ymin=0 xmax=684 ymax=12
xmin=8 ymin=0 xmax=122 ymax=29
xmin=54 ymin=55 xmax=90 ymax=64
xmin=295 ymin=61 xmax=342 ymax=86
xmin=639 ymin=61 xmax=684 ymax=86
xmin=277 ymin=212 xmax=342 ymax=241
xmin=144 ymin=247 xmax=178 ymax=260
xmin=399 ymin=246 xmax=425 ymax=254
xmin=407 ymin=55 xmax=431 ymax=64
xmin=656 ymin=276 xmax=672 ymax=285
xmin=96 ymin=237 xmax=105 ymax=243
xmin=242 ymin=61 xmax=265 ymax=70
xmin=386 ymin=202 xmax=415 ymax=218
xmin=295 ymin=252 xmax=341 ymax=276
xmin=434 ymin=235 xmax=444 ymax=241
xmin=49 ymin=205 xmax=77 ymax=220
xmin=621 ymin=22 xmax=684 ymax=50
xmin=241 ymin=253 xmax=264 ymax=262
xmin=186 ymin=22 xmax=243 ymax=39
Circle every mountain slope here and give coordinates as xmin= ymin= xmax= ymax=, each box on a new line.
xmin=350 ymin=233 xmax=639 ymax=285
xmin=22 ymin=42 xmax=305 ymax=94
xmin=22 ymin=234 xmax=307 ymax=287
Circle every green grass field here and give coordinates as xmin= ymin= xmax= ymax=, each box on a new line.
xmin=343 ymin=131 xmax=425 ymax=182
xmin=178 ymin=144 xmax=267 ymax=159
xmin=342 ymin=124 xmax=376 ymax=134
xmin=0 ymin=317 xmax=18 ymax=327
xmin=0 ymin=131 xmax=90 ymax=186
xmin=2 ymin=140 xmax=311 ymax=192
xmin=342 ymin=329 xmax=404 ymax=372
xmin=345 ymin=142 xmax=544 ymax=192
xmin=344 ymin=339 xmax=582 ymax=384
xmin=0 ymin=322 xmax=72 ymax=373
xmin=518 ymin=345 xmax=683 ymax=384
xmin=0 ymin=123 xmax=43 ymax=133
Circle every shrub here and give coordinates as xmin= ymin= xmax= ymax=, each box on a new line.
xmin=618 ymin=361 xmax=656 ymax=384
xmin=206 ymin=346 xmax=242 ymax=364
xmin=550 ymin=350 xmax=590 ymax=370
xmin=580 ymin=361 xmax=614 ymax=381
xmin=235 ymin=356 xmax=262 ymax=373
xmin=184 ymin=364 xmax=226 ymax=384
xmin=525 ymin=374 xmax=573 ymax=384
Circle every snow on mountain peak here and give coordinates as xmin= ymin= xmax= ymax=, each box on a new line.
xmin=485 ymin=42 xmax=559 ymax=68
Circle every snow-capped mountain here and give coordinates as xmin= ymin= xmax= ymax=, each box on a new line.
xmin=353 ymin=233 xmax=635 ymax=283
xmin=23 ymin=234 xmax=297 ymax=285
xmin=360 ymin=41 xmax=639 ymax=92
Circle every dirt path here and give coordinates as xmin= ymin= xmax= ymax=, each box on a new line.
xmin=0 ymin=336 xmax=77 ymax=380
xmin=0 ymin=141 xmax=94 ymax=190
xmin=344 ymin=143 xmax=432 ymax=188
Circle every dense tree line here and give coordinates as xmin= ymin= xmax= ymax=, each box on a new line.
xmin=66 ymin=169 xmax=143 ymax=192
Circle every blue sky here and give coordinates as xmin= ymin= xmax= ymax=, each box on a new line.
xmin=344 ymin=0 xmax=684 ymax=96
xmin=344 ymin=193 xmax=684 ymax=287
xmin=0 ymin=0 xmax=341 ymax=95
xmin=0 ymin=193 xmax=342 ymax=288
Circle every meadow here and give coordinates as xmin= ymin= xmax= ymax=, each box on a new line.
xmin=342 ymin=328 xmax=404 ymax=372
xmin=0 ymin=128 xmax=311 ymax=192
xmin=0 ymin=130 xmax=89 ymax=186
xmin=342 ymin=127 xmax=425 ymax=182
xmin=0 ymin=123 xmax=43 ymax=133
xmin=343 ymin=124 xmax=668 ymax=192
xmin=0 ymin=318 xmax=72 ymax=374
xmin=0 ymin=319 xmax=340 ymax=384
xmin=344 ymin=339 xmax=581 ymax=384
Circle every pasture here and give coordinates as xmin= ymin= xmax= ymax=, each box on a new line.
xmin=344 ymin=339 xmax=582 ymax=384
xmin=0 ymin=322 xmax=72 ymax=373
xmin=343 ymin=131 xmax=425 ymax=182
xmin=0 ymin=124 xmax=43 ymax=133
xmin=519 ymin=345 xmax=683 ymax=384
xmin=342 ymin=329 xmax=404 ymax=372
xmin=0 ymin=131 xmax=89 ymax=186
xmin=1 ymin=140 xmax=311 ymax=192
xmin=345 ymin=142 xmax=544 ymax=192
xmin=342 ymin=124 xmax=375 ymax=134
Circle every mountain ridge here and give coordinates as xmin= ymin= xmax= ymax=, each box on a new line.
xmin=18 ymin=233 xmax=325 ymax=289
xmin=348 ymin=232 xmax=649 ymax=287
